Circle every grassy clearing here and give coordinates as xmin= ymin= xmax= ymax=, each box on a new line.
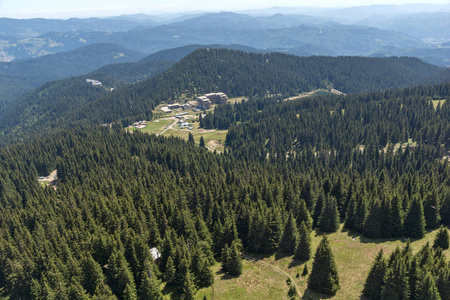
xmin=194 ymin=262 xmax=291 ymax=300
xmin=163 ymin=121 xmax=228 ymax=152
xmin=191 ymin=226 xmax=448 ymax=300
xmin=139 ymin=119 xmax=174 ymax=135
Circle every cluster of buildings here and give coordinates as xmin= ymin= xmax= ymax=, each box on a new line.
xmin=132 ymin=120 xmax=147 ymax=129
xmin=161 ymin=103 xmax=191 ymax=114
xmin=197 ymin=92 xmax=228 ymax=110
xmin=86 ymin=79 xmax=102 ymax=86
xmin=159 ymin=92 xmax=228 ymax=114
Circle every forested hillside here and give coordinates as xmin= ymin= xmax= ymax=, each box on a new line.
xmin=0 ymin=75 xmax=449 ymax=298
xmin=0 ymin=48 xmax=444 ymax=146
xmin=0 ymin=43 xmax=145 ymax=104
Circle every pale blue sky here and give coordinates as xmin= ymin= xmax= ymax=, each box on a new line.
xmin=0 ymin=0 xmax=449 ymax=18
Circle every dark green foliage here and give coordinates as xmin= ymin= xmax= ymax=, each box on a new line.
xmin=424 ymin=191 xmax=441 ymax=230
xmin=362 ymin=249 xmax=387 ymax=300
xmin=307 ymin=236 xmax=340 ymax=296
xmin=226 ymin=241 xmax=243 ymax=276
xmin=279 ymin=213 xmax=299 ymax=254
xmin=287 ymin=279 xmax=298 ymax=299
xmin=404 ymin=197 xmax=426 ymax=239
xmin=164 ymin=256 xmax=176 ymax=284
xmin=302 ymin=264 xmax=309 ymax=276
xmin=199 ymin=136 xmax=206 ymax=148
xmin=0 ymin=73 xmax=450 ymax=299
xmin=318 ymin=195 xmax=340 ymax=233
xmin=294 ymin=222 xmax=312 ymax=261
xmin=139 ymin=271 xmax=163 ymax=300
xmin=364 ymin=200 xmax=383 ymax=238
xmin=420 ymin=272 xmax=441 ymax=300
xmin=381 ymin=257 xmax=410 ymax=300
xmin=182 ymin=271 xmax=197 ymax=300
xmin=433 ymin=227 xmax=450 ymax=250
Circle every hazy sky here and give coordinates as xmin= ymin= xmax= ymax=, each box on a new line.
xmin=1 ymin=0 xmax=449 ymax=18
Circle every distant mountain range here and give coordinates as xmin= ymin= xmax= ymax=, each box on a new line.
xmin=0 ymin=5 xmax=449 ymax=67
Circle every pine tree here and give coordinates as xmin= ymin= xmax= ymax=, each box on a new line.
xmin=404 ymin=197 xmax=426 ymax=239
xmin=362 ymin=249 xmax=387 ymax=300
xmin=420 ymin=272 xmax=441 ymax=300
xmin=182 ymin=271 xmax=197 ymax=300
xmin=307 ymin=236 xmax=340 ymax=296
xmin=294 ymin=222 xmax=312 ymax=261
xmin=364 ymin=200 xmax=383 ymax=238
xmin=424 ymin=191 xmax=441 ymax=230
xmin=302 ymin=264 xmax=309 ymax=276
xmin=199 ymin=136 xmax=206 ymax=148
xmin=164 ymin=256 xmax=176 ymax=284
xmin=267 ymin=209 xmax=283 ymax=253
xmin=139 ymin=271 xmax=163 ymax=300
xmin=188 ymin=132 xmax=195 ymax=145
xmin=221 ymin=244 xmax=230 ymax=273
xmin=408 ymin=257 xmax=420 ymax=300
xmin=433 ymin=227 xmax=450 ymax=250
xmin=296 ymin=199 xmax=313 ymax=231
xmin=226 ymin=241 xmax=243 ymax=276
xmin=318 ymin=195 xmax=340 ymax=233
xmin=279 ymin=212 xmax=299 ymax=254
xmin=381 ymin=258 xmax=410 ymax=300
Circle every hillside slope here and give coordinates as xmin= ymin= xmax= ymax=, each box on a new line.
xmin=0 ymin=43 xmax=145 ymax=104
xmin=0 ymin=49 xmax=444 ymax=144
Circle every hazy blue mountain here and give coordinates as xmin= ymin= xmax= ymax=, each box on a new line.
xmin=356 ymin=12 xmax=450 ymax=41
xmin=140 ymin=44 xmax=263 ymax=62
xmin=369 ymin=47 xmax=450 ymax=67
xmin=0 ymin=43 xmax=145 ymax=103
xmin=0 ymin=17 xmax=155 ymax=38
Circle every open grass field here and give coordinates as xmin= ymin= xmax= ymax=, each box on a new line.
xmin=140 ymin=119 xmax=174 ymax=135
xmin=188 ymin=226 xmax=449 ymax=300
xmin=162 ymin=121 xmax=228 ymax=152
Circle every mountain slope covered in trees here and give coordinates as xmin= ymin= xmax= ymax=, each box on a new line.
xmin=0 ymin=48 xmax=444 ymax=145
xmin=0 ymin=80 xmax=449 ymax=299
xmin=0 ymin=43 xmax=145 ymax=104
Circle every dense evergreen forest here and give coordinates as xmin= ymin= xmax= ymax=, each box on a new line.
xmin=0 ymin=77 xmax=449 ymax=298
xmin=0 ymin=49 xmax=446 ymax=146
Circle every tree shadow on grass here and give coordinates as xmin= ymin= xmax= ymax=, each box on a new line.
xmin=302 ymin=289 xmax=334 ymax=300
xmin=341 ymin=227 xmax=416 ymax=245
xmin=288 ymin=258 xmax=306 ymax=269
xmin=275 ymin=251 xmax=292 ymax=261
xmin=216 ymin=269 xmax=239 ymax=281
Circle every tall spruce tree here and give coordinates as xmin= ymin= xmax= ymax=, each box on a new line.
xmin=364 ymin=200 xmax=383 ymax=238
xmin=420 ymin=272 xmax=441 ymax=300
xmin=381 ymin=258 xmax=410 ymax=300
xmin=433 ymin=227 xmax=450 ymax=250
xmin=404 ymin=197 xmax=426 ymax=239
xmin=318 ymin=195 xmax=340 ymax=233
xmin=362 ymin=249 xmax=387 ymax=300
xmin=224 ymin=241 xmax=243 ymax=276
xmin=294 ymin=222 xmax=312 ymax=261
xmin=307 ymin=236 xmax=340 ymax=296
xmin=279 ymin=212 xmax=299 ymax=254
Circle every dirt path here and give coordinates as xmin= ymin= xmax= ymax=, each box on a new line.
xmin=157 ymin=119 xmax=178 ymax=136
xmin=243 ymin=254 xmax=303 ymax=298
